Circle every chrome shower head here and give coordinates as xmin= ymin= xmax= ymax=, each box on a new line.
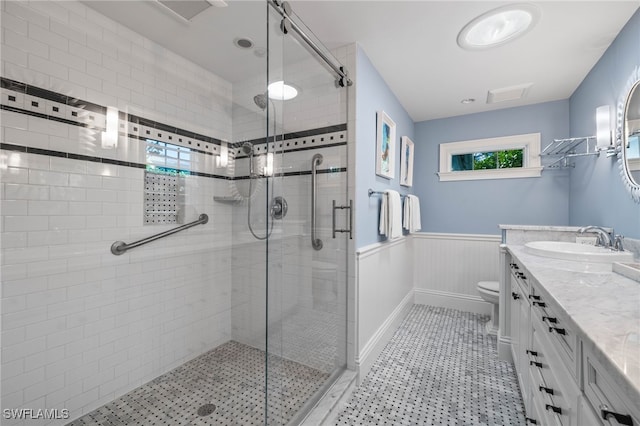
xmin=253 ymin=93 xmax=268 ymax=110
xmin=241 ymin=142 xmax=253 ymax=155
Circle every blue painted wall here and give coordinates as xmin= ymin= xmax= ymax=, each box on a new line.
xmin=413 ymin=101 xmax=571 ymax=235
xmin=355 ymin=45 xmax=415 ymax=248
xmin=354 ymin=9 xmax=639 ymax=243
xmin=568 ymin=10 xmax=640 ymax=238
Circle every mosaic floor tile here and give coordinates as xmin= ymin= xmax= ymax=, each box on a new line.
xmin=67 ymin=341 xmax=329 ymax=426
xmin=334 ymin=305 xmax=526 ymax=425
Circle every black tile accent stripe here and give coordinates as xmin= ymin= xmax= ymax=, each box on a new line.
xmin=1 ymin=77 xmax=106 ymax=113
xmin=2 ymin=77 xmax=349 ymax=158
xmin=234 ymin=167 xmax=347 ymax=180
xmin=0 ymin=143 xmax=346 ymax=180
xmin=1 ymin=104 xmax=97 ymax=129
xmin=237 ymin=124 xmax=348 ymax=148
xmin=1 ymin=77 xmax=348 ymax=178
xmin=1 ymin=77 xmax=223 ymax=147
xmin=234 ymin=141 xmax=348 ymax=160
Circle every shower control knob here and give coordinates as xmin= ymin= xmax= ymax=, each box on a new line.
xmin=270 ymin=196 xmax=288 ymax=220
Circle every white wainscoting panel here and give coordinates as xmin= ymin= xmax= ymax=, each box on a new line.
xmin=412 ymin=233 xmax=501 ymax=314
xmin=355 ymin=237 xmax=413 ymax=382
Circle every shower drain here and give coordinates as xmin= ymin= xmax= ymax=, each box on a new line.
xmin=197 ymin=404 xmax=216 ymax=416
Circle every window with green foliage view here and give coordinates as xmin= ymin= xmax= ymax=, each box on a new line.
xmin=452 ymin=149 xmax=523 ymax=171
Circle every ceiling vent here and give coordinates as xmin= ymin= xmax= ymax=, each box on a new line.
xmin=486 ymin=83 xmax=533 ymax=104
xmin=156 ymin=0 xmax=223 ymax=21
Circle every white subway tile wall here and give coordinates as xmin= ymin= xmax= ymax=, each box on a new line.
xmin=1 ymin=0 xmax=352 ymax=424
xmin=1 ymin=0 xmax=234 ymax=424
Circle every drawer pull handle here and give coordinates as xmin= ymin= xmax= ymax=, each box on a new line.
xmin=549 ymin=327 xmax=566 ymax=335
xmin=512 ymin=292 xmax=520 ymax=300
xmin=516 ymin=272 xmax=527 ymax=279
xmin=532 ymin=301 xmax=547 ymax=307
xmin=510 ymin=263 xmax=519 ymax=270
xmin=525 ymin=418 xmax=537 ymax=424
xmin=542 ymin=316 xmax=557 ymax=324
xmin=529 ymin=294 xmax=541 ymax=301
xmin=530 ymin=360 xmax=543 ymax=368
xmin=526 ymin=349 xmax=538 ymax=356
xmin=545 ymin=404 xmax=562 ymax=415
xmin=601 ymin=408 xmax=633 ymax=426
xmin=539 ymin=385 xmax=554 ymax=395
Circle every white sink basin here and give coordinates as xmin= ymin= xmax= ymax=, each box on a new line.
xmin=525 ymin=241 xmax=635 ymax=263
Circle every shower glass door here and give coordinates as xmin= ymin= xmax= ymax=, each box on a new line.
xmin=264 ymin=3 xmax=349 ymax=424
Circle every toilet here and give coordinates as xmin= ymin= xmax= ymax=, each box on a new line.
xmin=477 ymin=281 xmax=500 ymax=335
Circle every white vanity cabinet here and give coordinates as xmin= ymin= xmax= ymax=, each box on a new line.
xmin=505 ymin=251 xmax=640 ymax=426
xmin=509 ymin=257 xmax=580 ymax=425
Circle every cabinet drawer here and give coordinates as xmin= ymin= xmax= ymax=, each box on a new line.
xmin=529 ymin=315 xmax=578 ymax=426
xmin=583 ymin=348 xmax=639 ymax=426
xmin=510 ymin=261 xmax=529 ymax=294
xmin=529 ymin=286 xmax=577 ymax=379
xmin=529 ymin=367 xmax=563 ymax=426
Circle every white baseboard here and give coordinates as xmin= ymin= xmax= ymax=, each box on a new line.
xmin=356 ymin=290 xmax=413 ymax=383
xmin=498 ymin=334 xmax=513 ymax=362
xmin=414 ymin=288 xmax=492 ymax=316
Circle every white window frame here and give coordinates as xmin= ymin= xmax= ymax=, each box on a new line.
xmin=437 ymin=132 xmax=542 ymax=182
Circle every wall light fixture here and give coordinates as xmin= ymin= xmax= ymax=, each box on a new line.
xmin=596 ymin=105 xmax=612 ymax=151
xmin=101 ymin=106 xmax=119 ymax=149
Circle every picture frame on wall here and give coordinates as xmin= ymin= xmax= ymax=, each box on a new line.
xmin=400 ymin=136 xmax=414 ymax=187
xmin=376 ymin=111 xmax=396 ymax=179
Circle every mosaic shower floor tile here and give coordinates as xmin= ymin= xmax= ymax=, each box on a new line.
xmin=67 ymin=341 xmax=329 ymax=426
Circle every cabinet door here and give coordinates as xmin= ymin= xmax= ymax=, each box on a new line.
xmin=577 ymin=395 xmax=601 ymax=426
xmin=518 ymin=288 xmax=531 ymax=414
xmin=583 ymin=348 xmax=640 ymax=426
xmin=510 ymin=273 xmax=521 ymax=369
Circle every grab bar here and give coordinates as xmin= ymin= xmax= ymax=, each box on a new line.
xmin=111 ymin=214 xmax=209 ymax=255
xmin=311 ymin=154 xmax=323 ymax=250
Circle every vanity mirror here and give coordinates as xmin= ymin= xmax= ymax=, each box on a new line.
xmin=617 ymin=69 xmax=640 ymax=203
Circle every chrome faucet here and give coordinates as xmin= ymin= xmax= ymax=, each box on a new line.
xmin=613 ymin=235 xmax=625 ymax=251
xmin=578 ymin=226 xmax=614 ymax=248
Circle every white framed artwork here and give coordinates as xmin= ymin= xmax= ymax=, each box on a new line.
xmin=400 ymin=136 xmax=414 ymax=187
xmin=376 ymin=111 xmax=396 ymax=179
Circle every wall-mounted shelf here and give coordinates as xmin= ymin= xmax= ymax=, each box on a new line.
xmin=541 ymin=136 xmax=599 ymax=169
xmin=213 ymin=196 xmax=243 ymax=204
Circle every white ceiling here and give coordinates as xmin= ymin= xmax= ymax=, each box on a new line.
xmin=84 ymin=1 xmax=639 ymax=122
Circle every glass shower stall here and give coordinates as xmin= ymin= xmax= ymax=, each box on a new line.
xmin=0 ymin=0 xmax=350 ymax=424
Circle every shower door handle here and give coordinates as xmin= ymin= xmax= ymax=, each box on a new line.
xmin=311 ymin=154 xmax=323 ymax=250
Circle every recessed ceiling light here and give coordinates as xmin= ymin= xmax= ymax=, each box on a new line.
xmin=461 ymin=98 xmax=475 ymax=104
xmin=457 ymin=4 xmax=540 ymax=50
xmin=234 ymin=37 xmax=254 ymax=49
xmin=268 ymin=81 xmax=298 ymax=101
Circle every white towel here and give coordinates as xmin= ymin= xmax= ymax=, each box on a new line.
xmin=379 ymin=189 xmax=402 ymax=239
xmin=403 ymin=194 xmax=422 ymax=233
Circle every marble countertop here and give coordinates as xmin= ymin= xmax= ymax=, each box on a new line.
xmin=499 ymin=224 xmax=586 ymax=232
xmin=507 ymin=245 xmax=640 ymax=407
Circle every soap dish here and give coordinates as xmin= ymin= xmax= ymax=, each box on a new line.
xmin=612 ymin=262 xmax=640 ymax=283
